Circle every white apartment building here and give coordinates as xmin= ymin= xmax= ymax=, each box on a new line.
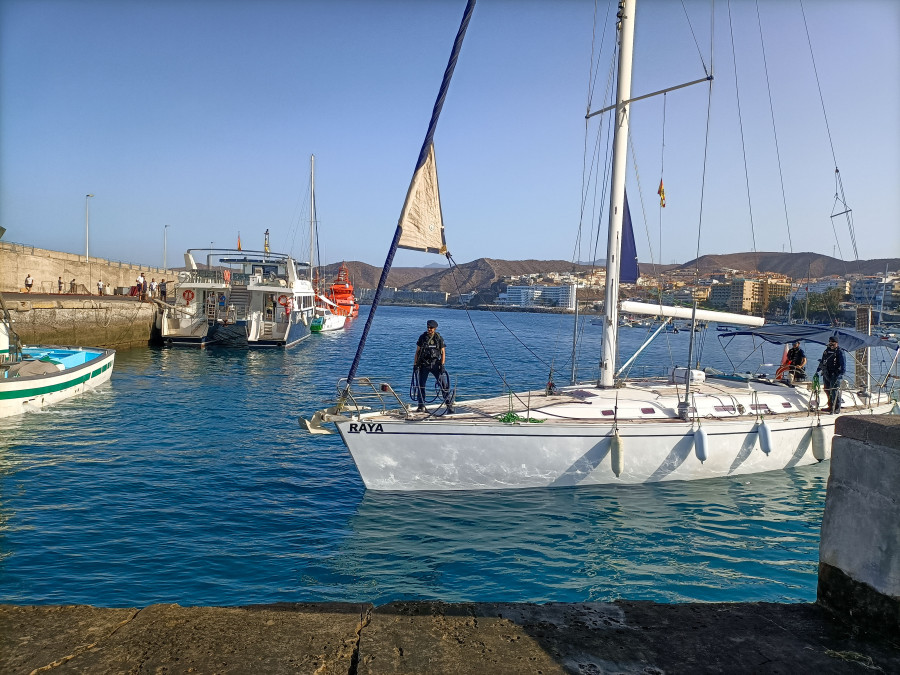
xmin=502 ymin=284 xmax=577 ymax=311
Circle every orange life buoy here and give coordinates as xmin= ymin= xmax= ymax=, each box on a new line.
xmin=223 ymin=269 xmax=231 ymax=283
xmin=277 ymin=294 xmax=288 ymax=307
xmin=183 ymin=289 xmax=195 ymax=302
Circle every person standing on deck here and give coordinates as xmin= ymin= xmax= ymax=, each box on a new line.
xmin=817 ymin=336 xmax=846 ymax=414
xmin=414 ymin=319 xmax=453 ymax=414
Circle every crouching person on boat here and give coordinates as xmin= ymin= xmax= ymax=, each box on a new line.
xmin=414 ymin=319 xmax=453 ymax=414
xmin=816 ymin=336 xmax=845 ymax=414
xmin=786 ymin=340 xmax=807 ymax=381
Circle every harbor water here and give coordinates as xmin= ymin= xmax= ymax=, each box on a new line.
xmin=0 ymin=305 xmax=869 ymax=607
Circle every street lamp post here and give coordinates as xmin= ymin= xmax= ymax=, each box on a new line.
xmin=85 ymin=194 xmax=94 ymax=260
xmin=164 ymin=224 xmax=170 ymax=269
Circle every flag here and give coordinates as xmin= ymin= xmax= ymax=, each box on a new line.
xmin=657 ymin=179 xmax=666 ymax=208
xmin=237 ymin=232 xmax=242 ymax=251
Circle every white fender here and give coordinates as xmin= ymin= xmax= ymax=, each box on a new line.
xmin=811 ymin=422 xmax=827 ymax=462
xmin=694 ymin=426 xmax=708 ymax=463
xmin=610 ymin=431 xmax=624 ymax=478
xmin=758 ymin=420 xmax=773 ymax=456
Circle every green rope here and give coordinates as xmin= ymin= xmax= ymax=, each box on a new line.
xmin=496 ymin=411 xmax=545 ymax=424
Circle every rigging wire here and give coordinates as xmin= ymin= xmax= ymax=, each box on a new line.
xmin=680 ymin=0 xmax=711 ymax=78
xmin=798 ymin=0 xmax=861 ymax=282
xmin=657 ymin=93 xmax=666 ymax=304
xmin=444 ymin=254 xmax=550 ymax=409
xmin=726 ymin=0 xmax=759 ymax=270
xmin=753 ymin=0 xmax=794 ymax=256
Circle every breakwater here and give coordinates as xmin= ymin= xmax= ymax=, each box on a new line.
xmin=0 ymin=241 xmax=175 ymax=296
xmin=3 ymin=295 xmax=155 ymax=349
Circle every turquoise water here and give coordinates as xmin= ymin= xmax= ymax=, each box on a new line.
xmin=0 ymin=306 xmax=833 ymax=606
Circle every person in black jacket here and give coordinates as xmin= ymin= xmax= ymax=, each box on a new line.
xmin=414 ymin=319 xmax=453 ymax=413
xmin=786 ymin=341 xmax=807 ymax=381
xmin=817 ymin=336 xmax=846 ymax=414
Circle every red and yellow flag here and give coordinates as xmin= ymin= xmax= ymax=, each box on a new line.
xmin=657 ymin=179 xmax=666 ymax=208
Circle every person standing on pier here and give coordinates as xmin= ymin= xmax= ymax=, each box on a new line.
xmin=57 ymin=277 xmax=63 ymax=294
xmin=24 ymin=274 xmax=33 ymax=293
xmin=159 ymin=279 xmax=167 ymax=302
xmin=97 ymin=279 xmax=104 ymax=296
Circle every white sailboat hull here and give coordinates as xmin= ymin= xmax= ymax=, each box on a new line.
xmin=336 ymin=404 xmax=893 ymax=491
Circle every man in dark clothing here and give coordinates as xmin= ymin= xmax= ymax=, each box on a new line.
xmin=786 ymin=341 xmax=807 ymax=381
xmin=817 ymin=336 xmax=846 ymax=414
xmin=414 ymin=319 xmax=453 ymax=413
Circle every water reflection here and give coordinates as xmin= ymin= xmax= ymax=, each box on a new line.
xmin=343 ymin=465 xmax=828 ymax=604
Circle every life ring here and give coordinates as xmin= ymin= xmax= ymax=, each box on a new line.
xmin=775 ymin=365 xmax=791 ymax=380
xmin=277 ymin=294 xmax=288 ymax=307
xmin=223 ymin=269 xmax=231 ymax=283
xmin=183 ymin=289 xmax=195 ymax=302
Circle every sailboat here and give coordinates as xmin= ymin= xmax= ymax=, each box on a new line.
xmin=302 ymin=0 xmax=898 ymax=491
xmin=308 ymin=154 xmax=347 ymax=334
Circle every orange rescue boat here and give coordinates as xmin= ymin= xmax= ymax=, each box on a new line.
xmin=325 ymin=263 xmax=359 ymax=318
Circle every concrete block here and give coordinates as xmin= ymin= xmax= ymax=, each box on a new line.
xmin=818 ymin=419 xmax=900 ymax=635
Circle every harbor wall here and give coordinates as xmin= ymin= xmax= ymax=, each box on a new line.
xmin=0 ymin=241 xmax=176 ymax=295
xmin=4 ymin=297 xmax=156 ymax=349
xmin=818 ymin=415 xmax=900 ymax=634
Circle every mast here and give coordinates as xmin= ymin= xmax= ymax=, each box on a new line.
xmin=309 ymin=154 xmax=316 ymax=283
xmin=599 ymin=0 xmax=636 ymax=388
xmin=339 ymin=0 xmax=475 ymax=398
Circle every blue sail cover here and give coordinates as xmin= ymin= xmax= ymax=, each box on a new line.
xmin=620 ymin=191 xmax=639 ymax=284
xmin=719 ymin=325 xmax=897 ymax=352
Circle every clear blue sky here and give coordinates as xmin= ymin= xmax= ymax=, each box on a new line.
xmin=2 ymin=0 xmax=898 ymax=270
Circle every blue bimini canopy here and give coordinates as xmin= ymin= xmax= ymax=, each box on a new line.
xmin=719 ymin=324 xmax=898 ymax=352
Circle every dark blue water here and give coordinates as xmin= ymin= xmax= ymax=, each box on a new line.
xmin=0 ymin=306 xmax=836 ymax=606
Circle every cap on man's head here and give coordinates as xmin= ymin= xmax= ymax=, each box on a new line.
xmin=427 ymin=320 xmax=438 ymax=329
xmin=828 ymin=336 xmax=838 ymax=343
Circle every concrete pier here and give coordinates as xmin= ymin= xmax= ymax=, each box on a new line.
xmin=2 ymin=293 xmax=156 ymax=350
xmin=1 ymin=600 xmax=897 ymax=673
xmin=2 ymin=417 xmax=899 ymax=673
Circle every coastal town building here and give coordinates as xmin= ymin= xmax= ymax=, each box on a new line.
xmin=499 ymin=284 xmax=577 ymax=310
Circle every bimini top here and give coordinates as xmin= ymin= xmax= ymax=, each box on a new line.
xmin=719 ymin=324 xmax=897 ymax=352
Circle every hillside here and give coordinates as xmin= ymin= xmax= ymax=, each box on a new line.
xmin=676 ymin=252 xmax=900 ymax=278
xmin=321 ymin=259 xmax=598 ymax=293
xmin=320 ymin=252 xmax=899 ymax=293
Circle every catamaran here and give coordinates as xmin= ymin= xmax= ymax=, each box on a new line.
xmin=302 ymin=0 xmax=898 ymax=491
xmin=157 ymin=233 xmax=316 ymax=348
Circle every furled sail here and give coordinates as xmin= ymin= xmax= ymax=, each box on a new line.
xmin=397 ymin=144 xmax=447 ymax=254
xmin=620 ymin=191 xmax=639 ymax=284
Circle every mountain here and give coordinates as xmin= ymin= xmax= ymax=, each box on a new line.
xmin=321 ymin=259 xmax=598 ymax=293
xmin=320 ymin=253 xmax=899 ymax=294
xmin=674 ymin=252 xmax=899 ymax=279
